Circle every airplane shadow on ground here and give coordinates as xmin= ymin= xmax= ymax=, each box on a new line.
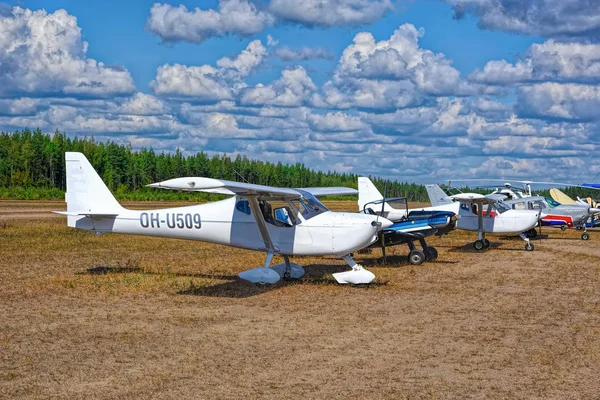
xmin=179 ymin=263 xmax=388 ymax=298
xmin=359 ymin=254 xmax=459 ymax=267
xmin=81 ymin=264 xmax=387 ymax=299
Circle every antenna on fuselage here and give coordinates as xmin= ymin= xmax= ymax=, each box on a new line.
xmin=233 ymin=169 xmax=250 ymax=184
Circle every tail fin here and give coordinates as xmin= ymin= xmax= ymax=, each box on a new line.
xmin=65 ymin=152 xmax=124 ymax=215
xmin=358 ymin=177 xmax=384 ymax=211
xmin=425 ymin=184 xmax=453 ymax=207
xmin=549 ymin=188 xmax=575 ymax=205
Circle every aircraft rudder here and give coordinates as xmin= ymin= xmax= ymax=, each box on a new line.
xmin=65 ymin=152 xmax=124 ymax=214
xmin=358 ymin=177 xmax=384 ymax=210
xmin=425 ymin=184 xmax=453 ymax=207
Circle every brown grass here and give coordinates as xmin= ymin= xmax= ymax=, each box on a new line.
xmin=1 ymin=200 xmax=599 ymax=399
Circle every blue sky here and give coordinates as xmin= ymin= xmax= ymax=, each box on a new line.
xmin=1 ymin=0 xmax=599 ymax=183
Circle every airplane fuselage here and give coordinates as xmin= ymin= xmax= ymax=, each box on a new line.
xmin=68 ymin=196 xmax=382 ymax=257
xmin=382 ymin=202 xmax=538 ymax=234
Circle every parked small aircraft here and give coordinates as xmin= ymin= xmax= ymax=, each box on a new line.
xmin=360 ymin=195 xmax=457 ymax=265
xmin=505 ymin=194 xmax=600 ymax=240
xmin=358 ymin=178 xmax=541 ymax=251
xmin=550 ymin=188 xmax=600 ymax=229
xmin=56 ymin=153 xmax=394 ymax=285
xmin=426 ymin=185 xmax=542 ymax=251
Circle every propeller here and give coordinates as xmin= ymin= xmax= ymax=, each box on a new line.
xmin=381 ymin=182 xmax=387 ymax=265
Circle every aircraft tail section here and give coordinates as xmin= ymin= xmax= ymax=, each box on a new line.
xmin=425 ymin=184 xmax=453 ymax=207
xmin=358 ymin=177 xmax=384 ymax=211
xmin=64 ymin=152 xmax=124 ymax=219
xmin=549 ymin=188 xmax=575 ymax=205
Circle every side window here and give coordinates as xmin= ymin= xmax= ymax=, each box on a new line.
xmin=512 ymin=202 xmax=526 ymax=210
xmin=260 ymin=200 xmax=297 ymax=227
xmin=236 ymin=200 xmax=251 ymax=215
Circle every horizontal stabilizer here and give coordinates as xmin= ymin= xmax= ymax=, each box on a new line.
xmin=53 ymin=211 xmax=119 ymax=217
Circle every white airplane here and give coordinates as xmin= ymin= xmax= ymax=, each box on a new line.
xmin=358 ymin=178 xmax=542 ymax=251
xmin=56 ymin=153 xmax=393 ymax=285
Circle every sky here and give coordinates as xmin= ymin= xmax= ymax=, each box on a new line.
xmin=1 ymin=0 xmax=600 ymax=184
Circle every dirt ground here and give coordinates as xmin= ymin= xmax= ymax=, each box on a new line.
xmin=1 ymin=200 xmax=599 ymax=399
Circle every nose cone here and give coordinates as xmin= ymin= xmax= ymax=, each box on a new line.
xmin=590 ymin=208 xmax=600 ymax=215
xmin=378 ymin=217 xmax=394 ymax=229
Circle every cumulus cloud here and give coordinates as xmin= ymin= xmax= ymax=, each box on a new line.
xmin=446 ymin=0 xmax=600 ymax=39
xmin=117 ymin=93 xmax=168 ymax=115
xmin=518 ymin=82 xmax=600 ymax=121
xmin=313 ymin=24 xmax=485 ymax=110
xmin=269 ymin=0 xmax=394 ymax=27
xmin=0 ymin=7 xmax=135 ymax=98
xmin=151 ymin=64 xmax=234 ymax=100
xmin=307 ymin=111 xmax=369 ymax=131
xmin=336 ymin=25 xmax=463 ymax=94
xmin=470 ymin=40 xmax=600 ymax=85
xmin=146 ymin=1 xmax=273 ymax=44
xmin=240 ymin=66 xmax=317 ymax=106
xmin=150 ymin=40 xmax=266 ymax=99
xmin=273 ymin=46 xmax=334 ymax=61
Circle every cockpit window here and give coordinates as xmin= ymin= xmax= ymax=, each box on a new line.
xmin=545 ymin=197 xmax=560 ymax=208
xmin=292 ymin=190 xmax=329 ymax=220
xmin=493 ymin=200 xmax=511 ymax=214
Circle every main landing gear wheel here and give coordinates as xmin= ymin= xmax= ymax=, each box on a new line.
xmin=525 ymin=242 xmax=534 ymax=251
xmin=482 ymin=239 xmax=490 ymax=248
xmin=408 ymin=249 xmax=425 ymax=265
xmin=527 ymin=229 xmax=537 ymax=239
xmin=561 ymin=225 xmax=567 ymax=231
xmin=582 ymin=232 xmax=590 ymax=240
xmin=473 ymin=240 xmax=486 ymax=251
xmin=424 ymin=246 xmax=438 ymax=261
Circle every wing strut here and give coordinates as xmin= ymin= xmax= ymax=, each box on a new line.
xmin=237 ymin=194 xmax=282 ymax=284
xmin=246 ymin=194 xmax=277 ymax=253
xmin=477 ymin=207 xmax=484 ymax=240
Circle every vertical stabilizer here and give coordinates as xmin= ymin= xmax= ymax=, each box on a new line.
xmin=358 ymin=177 xmax=384 ymax=211
xmin=65 ymin=152 xmax=124 ymax=215
xmin=549 ymin=188 xmax=575 ymax=205
xmin=425 ymin=184 xmax=453 ymax=207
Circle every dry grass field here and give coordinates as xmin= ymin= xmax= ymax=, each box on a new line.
xmin=1 ymin=199 xmax=599 ymax=399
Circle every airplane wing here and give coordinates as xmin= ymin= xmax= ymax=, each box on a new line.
xmin=147 ymin=178 xmax=357 ymax=199
xmin=449 ymin=193 xmax=501 ymax=204
xmin=298 ymin=187 xmax=358 ymax=197
xmin=147 ymin=177 xmax=301 ymax=199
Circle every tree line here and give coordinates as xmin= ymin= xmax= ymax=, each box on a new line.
xmin=0 ymin=129 xmax=429 ymax=201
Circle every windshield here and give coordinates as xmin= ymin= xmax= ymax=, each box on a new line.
xmin=293 ymin=190 xmax=329 ymax=220
xmin=545 ymin=197 xmax=561 ymax=208
xmin=493 ymin=200 xmax=511 ymax=214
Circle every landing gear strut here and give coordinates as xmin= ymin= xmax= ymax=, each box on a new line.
xmin=473 ymin=234 xmax=490 ymax=251
xmin=581 ymin=226 xmax=590 ymax=241
xmin=405 ymin=237 xmax=437 ymax=264
xmin=519 ymin=232 xmax=535 ymax=251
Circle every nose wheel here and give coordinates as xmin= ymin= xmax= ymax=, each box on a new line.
xmin=582 ymin=232 xmax=590 ymax=240
xmin=473 ymin=238 xmax=490 ymax=251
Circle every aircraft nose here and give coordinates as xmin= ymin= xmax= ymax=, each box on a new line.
xmin=539 ymin=212 xmax=547 ymax=219
xmin=590 ymin=208 xmax=600 ymax=215
xmin=379 ymin=217 xmax=394 ymax=229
